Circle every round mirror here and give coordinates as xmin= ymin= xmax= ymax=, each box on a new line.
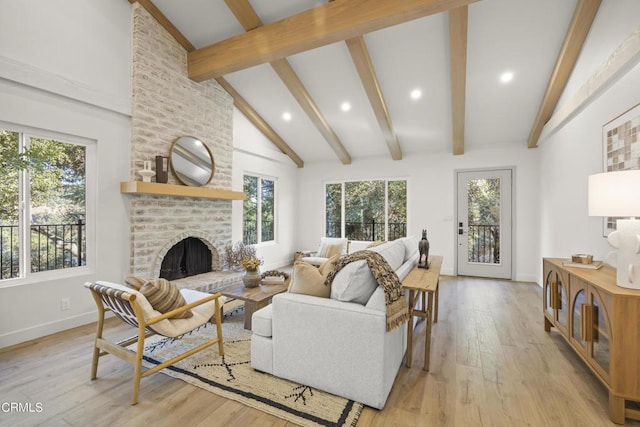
xmin=169 ymin=136 xmax=215 ymax=187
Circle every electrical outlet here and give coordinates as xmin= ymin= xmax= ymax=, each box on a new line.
xmin=60 ymin=297 xmax=71 ymax=311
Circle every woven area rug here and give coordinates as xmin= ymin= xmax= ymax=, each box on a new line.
xmin=133 ymin=301 xmax=363 ymax=427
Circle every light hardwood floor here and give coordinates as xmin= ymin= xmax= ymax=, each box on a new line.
xmin=1 ymin=276 xmax=637 ymax=426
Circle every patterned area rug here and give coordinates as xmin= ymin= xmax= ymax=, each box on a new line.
xmin=133 ymin=301 xmax=363 ymax=427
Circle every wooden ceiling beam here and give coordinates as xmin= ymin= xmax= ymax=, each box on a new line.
xmin=527 ymin=0 xmax=602 ymax=149
xmin=217 ymin=78 xmax=304 ymax=168
xmin=449 ymin=6 xmax=468 ymax=156
xmin=225 ymin=0 xmax=352 ymax=165
xmin=189 ymin=0 xmax=479 ymax=81
xmin=270 ymin=60 xmax=352 ymax=164
xmin=346 ymin=36 xmax=402 ymax=160
xmin=129 ymin=0 xmax=305 ymax=167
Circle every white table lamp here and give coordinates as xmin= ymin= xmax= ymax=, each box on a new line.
xmin=588 ymin=170 xmax=640 ymax=289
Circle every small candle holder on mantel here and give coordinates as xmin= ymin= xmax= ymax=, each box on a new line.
xmin=137 ymin=160 xmax=155 ymax=183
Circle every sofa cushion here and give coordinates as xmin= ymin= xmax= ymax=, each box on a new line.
xmin=366 ymin=241 xmax=385 ymax=249
xmin=139 ymin=278 xmax=193 ymax=319
xmin=252 ymin=304 xmax=273 ymax=337
xmin=347 ymin=240 xmax=371 ymax=253
xmin=330 ymin=260 xmax=377 ymax=305
xmin=400 ymin=236 xmax=419 ymax=262
xmin=364 ymin=286 xmax=386 ymax=311
xmin=395 ymin=258 xmax=417 ymax=282
xmin=370 ymin=239 xmax=405 ymax=271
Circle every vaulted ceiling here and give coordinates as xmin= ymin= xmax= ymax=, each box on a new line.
xmin=133 ymin=0 xmax=602 ymax=167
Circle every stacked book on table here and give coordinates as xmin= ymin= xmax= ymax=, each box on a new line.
xmin=561 ymin=261 xmax=603 ymax=269
xmin=261 ymin=275 xmax=286 ymax=285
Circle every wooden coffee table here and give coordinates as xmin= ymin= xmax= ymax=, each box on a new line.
xmin=221 ymin=281 xmax=289 ymax=330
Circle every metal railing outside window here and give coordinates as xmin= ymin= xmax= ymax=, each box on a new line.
xmin=243 ymin=220 xmax=273 ymax=245
xmin=326 ymin=221 xmax=406 ymax=242
xmin=0 ymin=219 xmax=86 ymax=280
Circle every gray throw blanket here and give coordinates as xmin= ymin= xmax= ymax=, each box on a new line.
xmin=325 ymin=251 xmax=409 ymax=332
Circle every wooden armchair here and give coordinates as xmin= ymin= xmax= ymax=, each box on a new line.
xmin=85 ymin=281 xmax=224 ymax=405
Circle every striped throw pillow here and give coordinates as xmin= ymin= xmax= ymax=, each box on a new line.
xmin=124 ymin=275 xmax=148 ymax=290
xmin=139 ymin=279 xmax=193 ymax=319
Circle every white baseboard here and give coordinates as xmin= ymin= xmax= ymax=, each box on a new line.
xmin=0 ymin=311 xmax=98 ymax=350
xmin=515 ymin=274 xmax=539 ymax=284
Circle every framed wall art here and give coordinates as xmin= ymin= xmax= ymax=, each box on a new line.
xmin=602 ymin=102 xmax=640 ymax=236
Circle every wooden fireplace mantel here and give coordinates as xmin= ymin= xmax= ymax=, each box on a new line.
xmin=120 ymin=181 xmax=245 ymax=200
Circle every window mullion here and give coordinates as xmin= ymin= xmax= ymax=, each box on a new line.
xmin=384 ymin=180 xmax=389 ymax=241
xmin=340 ymin=182 xmax=345 ymax=239
xmin=19 ymin=133 xmax=30 ymax=277
xmin=257 ymin=178 xmax=262 ymax=244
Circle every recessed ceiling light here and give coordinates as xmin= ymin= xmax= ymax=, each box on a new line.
xmin=282 ymin=112 xmax=292 ymax=121
xmin=341 ymin=102 xmax=351 ymax=112
xmin=410 ymin=89 xmax=422 ymax=100
xmin=500 ymin=71 xmax=514 ymax=83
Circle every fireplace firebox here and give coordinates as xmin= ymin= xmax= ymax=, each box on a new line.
xmin=160 ymin=237 xmax=212 ymax=281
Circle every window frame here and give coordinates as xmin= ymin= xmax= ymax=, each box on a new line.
xmin=0 ymin=121 xmax=96 ymax=288
xmin=323 ymin=177 xmax=409 ymax=242
xmin=243 ymin=173 xmax=277 ymax=246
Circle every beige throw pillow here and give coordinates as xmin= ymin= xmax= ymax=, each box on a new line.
xmin=318 ymin=243 xmax=342 ymax=258
xmin=288 ymin=255 xmax=338 ymax=298
xmin=139 ymin=278 xmax=193 ymax=319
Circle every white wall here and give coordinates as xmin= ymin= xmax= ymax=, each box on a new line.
xmin=232 ymin=108 xmax=300 ymax=270
xmin=0 ymin=0 xmax=131 ymax=348
xmin=296 ymin=144 xmax=540 ymax=281
xmin=538 ymin=0 xmax=640 ymax=280
xmin=539 ymin=63 xmax=640 ymax=264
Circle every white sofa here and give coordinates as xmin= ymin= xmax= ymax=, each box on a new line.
xmin=251 ymin=236 xmax=419 ymax=409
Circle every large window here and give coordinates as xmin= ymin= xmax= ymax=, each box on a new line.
xmin=243 ymin=174 xmax=275 ymax=244
xmin=325 ymin=179 xmax=407 ymax=241
xmin=1 ymin=129 xmax=87 ymax=281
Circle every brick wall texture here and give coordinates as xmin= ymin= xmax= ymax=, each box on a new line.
xmin=129 ymin=4 xmax=233 ymax=276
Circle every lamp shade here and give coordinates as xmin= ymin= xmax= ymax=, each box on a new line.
xmin=588 ymin=170 xmax=640 ymax=216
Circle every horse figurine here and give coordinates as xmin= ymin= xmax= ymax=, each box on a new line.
xmin=418 ymin=229 xmax=430 ymax=269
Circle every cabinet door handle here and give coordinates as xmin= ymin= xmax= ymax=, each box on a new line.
xmin=581 ymin=304 xmax=593 ymax=342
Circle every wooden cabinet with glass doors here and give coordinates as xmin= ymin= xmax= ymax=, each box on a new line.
xmin=543 ymin=260 xmax=569 ymax=335
xmin=543 ymin=258 xmax=640 ymax=425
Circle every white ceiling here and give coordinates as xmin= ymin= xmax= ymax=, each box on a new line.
xmin=152 ymin=0 xmax=579 ymax=164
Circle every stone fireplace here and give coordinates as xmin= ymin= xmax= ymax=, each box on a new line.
xmin=127 ymin=4 xmax=242 ymax=292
